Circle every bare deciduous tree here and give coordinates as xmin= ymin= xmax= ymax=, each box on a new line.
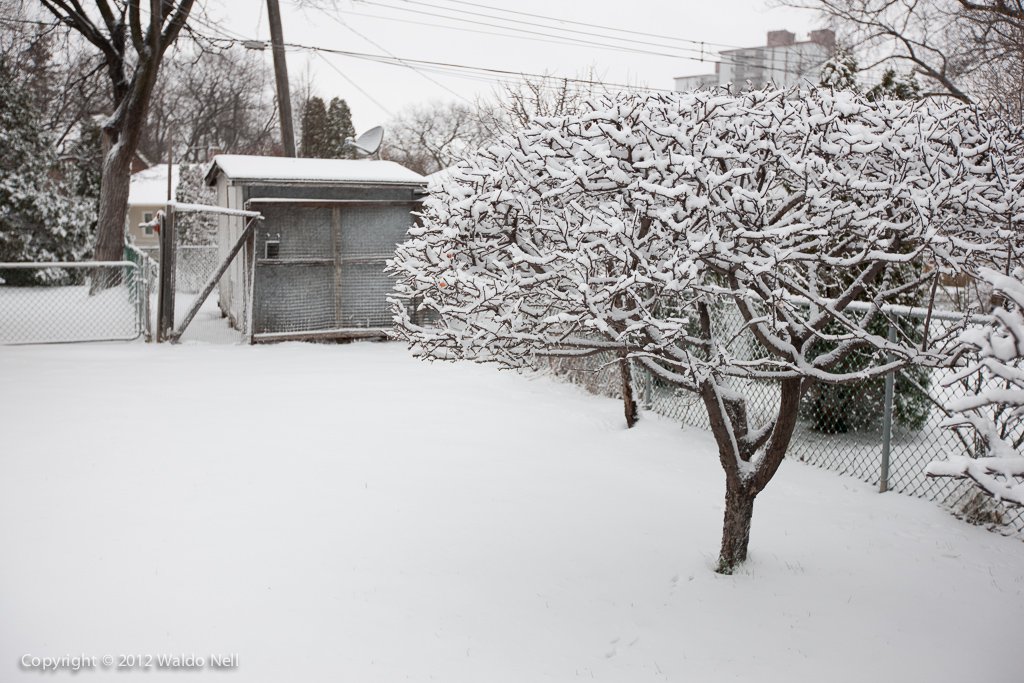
xmin=381 ymin=100 xmax=491 ymax=176
xmin=475 ymin=68 xmax=610 ymax=138
xmin=37 ymin=0 xmax=198 ymax=264
xmin=141 ymin=46 xmax=279 ymax=162
xmin=784 ymin=0 xmax=1024 ymax=122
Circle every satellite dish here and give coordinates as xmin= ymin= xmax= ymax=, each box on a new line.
xmin=346 ymin=126 xmax=384 ymax=157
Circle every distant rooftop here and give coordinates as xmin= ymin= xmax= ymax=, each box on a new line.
xmin=205 ymin=155 xmax=426 ymax=186
xmin=128 ymin=163 xmax=179 ymax=206
xmin=674 ymin=29 xmax=835 ymax=81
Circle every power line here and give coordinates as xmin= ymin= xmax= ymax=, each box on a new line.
xmin=315 ymin=1 xmax=821 ymax=78
xmin=182 ymin=24 xmax=834 ymax=101
xmin=191 ymin=4 xmax=823 ymax=86
xmin=284 ymin=39 xmax=675 ymax=94
xmin=422 ymin=0 xmax=745 ymax=51
xmin=318 ymin=10 xmax=473 ymax=103
xmin=342 ymin=0 xmax=731 ymax=65
xmin=358 ymin=0 xmax=728 ymax=60
xmin=314 ymin=52 xmax=396 ymax=115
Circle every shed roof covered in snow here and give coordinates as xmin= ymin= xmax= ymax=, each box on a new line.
xmin=204 ymin=155 xmax=426 ymax=187
xmin=128 ymin=163 xmax=179 ymax=206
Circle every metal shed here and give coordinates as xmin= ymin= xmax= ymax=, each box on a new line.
xmin=204 ymin=155 xmax=425 ymax=343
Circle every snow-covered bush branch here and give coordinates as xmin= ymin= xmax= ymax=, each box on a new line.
xmin=390 ymin=86 xmax=1023 ymax=572
xmin=928 ymin=267 xmax=1024 ymax=506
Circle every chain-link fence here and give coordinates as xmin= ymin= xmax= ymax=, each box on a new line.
xmin=139 ymin=245 xmax=218 ymax=294
xmin=541 ymin=304 xmax=1024 ymax=538
xmin=0 ymin=261 xmax=147 ymax=344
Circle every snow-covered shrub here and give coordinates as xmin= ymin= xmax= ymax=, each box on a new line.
xmin=390 ymin=87 xmax=1023 ymax=572
xmin=928 ymin=267 xmax=1024 ymax=507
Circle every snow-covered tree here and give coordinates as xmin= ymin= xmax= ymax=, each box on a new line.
xmin=0 ymin=55 xmax=93 ymax=283
xmin=819 ymin=49 xmax=859 ymax=90
xmin=390 ymin=87 xmax=1023 ymax=573
xmin=927 ymin=267 xmax=1024 ymax=507
xmin=174 ymin=163 xmax=217 ymax=246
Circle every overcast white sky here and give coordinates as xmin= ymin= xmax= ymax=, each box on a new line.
xmin=202 ymin=0 xmax=822 ymax=132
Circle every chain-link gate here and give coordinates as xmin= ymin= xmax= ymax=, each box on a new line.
xmin=0 ymin=261 xmax=147 ymax=344
xmin=142 ymin=243 xmax=239 ymax=343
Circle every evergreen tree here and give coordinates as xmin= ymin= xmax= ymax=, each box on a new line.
xmin=174 ymin=163 xmax=217 ymax=246
xmin=866 ymin=69 xmax=922 ymax=101
xmin=805 ymin=53 xmax=930 ymax=433
xmin=325 ymin=97 xmax=357 ymax=158
xmin=300 ymin=96 xmax=329 ymax=158
xmin=300 ymin=95 xmax=357 ymax=158
xmin=800 ymin=265 xmax=934 ymax=433
xmin=0 ymin=56 xmax=93 ymax=285
xmin=819 ymin=49 xmax=859 ymax=90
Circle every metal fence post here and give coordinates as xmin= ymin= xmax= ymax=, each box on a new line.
xmin=141 ymin=256 xmax=152 ymax=342
xmin=156 ymin=205 xmax=177 ymax=342
xmin=879 ymin=319 xmax=898 ymax=493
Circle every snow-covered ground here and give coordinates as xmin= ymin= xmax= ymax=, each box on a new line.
xmin=1 ymin=342 xmax=1022 ymax=682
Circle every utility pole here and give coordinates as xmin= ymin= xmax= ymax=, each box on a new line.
xmin=266 ymin=0 xmax=296 ymax=157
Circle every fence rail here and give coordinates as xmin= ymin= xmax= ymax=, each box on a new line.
xmin=0 ymin=261 xmax=147 ymax=344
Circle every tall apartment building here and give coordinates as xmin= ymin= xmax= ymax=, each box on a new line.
xmin=674 ymin=29 xmax=835 ymax=92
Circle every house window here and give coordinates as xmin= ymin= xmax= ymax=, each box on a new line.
xmin=265 ymin=240 xmax=280 ymax=259
xmin=143 ymin=212 xmax=154 ymax=235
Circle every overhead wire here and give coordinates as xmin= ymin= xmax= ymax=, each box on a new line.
xmin=313 ymin=52 xmax=396 ymax=115
xmin=356 ymin=0 xmax=728 ymax=61
xmin=316 ymin=9 xmax=474 ymax=103
xmin=319 ymin=1 xmax=826 ymax=78
xmin=341 ymin=0 xmax=740 ymax=66
xmin=417 ymin=0 xmax=746 ymax=51
xmin=183 ymin=15 xmax=835 ymax=106
xmin=285 ymin=38 xmax=674 ymax=94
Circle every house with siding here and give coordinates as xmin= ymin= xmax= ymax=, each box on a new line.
xmin=126 ymin=163 xmax=179 ymax=248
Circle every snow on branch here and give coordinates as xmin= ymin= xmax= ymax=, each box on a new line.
xmin=928 ymin=267 xmax=1024 ymax=506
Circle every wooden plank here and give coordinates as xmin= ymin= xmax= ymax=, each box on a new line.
xmin=246 ymin=228 xmax=256 ymax=344
xmin=247 ymin=198 xmax=421 ymax=208
xmin=252 ymin=327 xmax=392 ymax=344
xmin=168 ymin=217 xmax=258 ymax=343
xmin=332 ymin=206 xmax=343 ymax=326
xmin=256 ymin=258 xmax=334 ymax=266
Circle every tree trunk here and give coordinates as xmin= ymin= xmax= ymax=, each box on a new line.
xmin=95 ymin=135 xmax=135 ymax=262
xmin=617 ymin=349 xmax=639 ymax=428
xmin=717 ymin=483 xmax=756 ymax=574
